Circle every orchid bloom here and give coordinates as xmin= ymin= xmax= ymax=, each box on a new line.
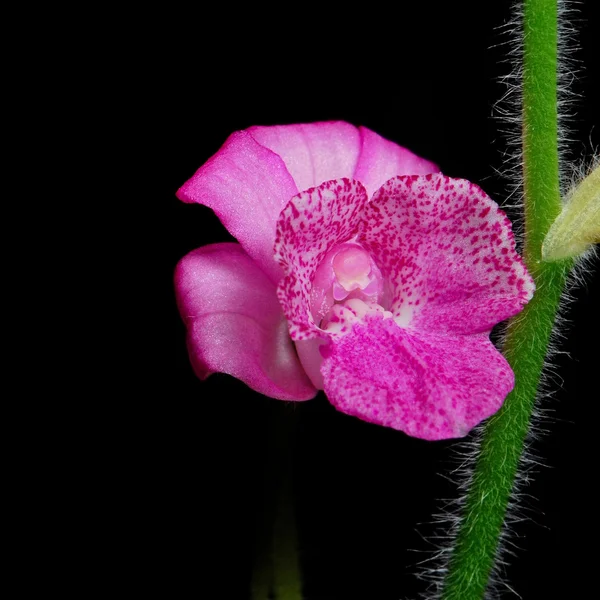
xmin=175 ymin=122 xmax=534 ymax=440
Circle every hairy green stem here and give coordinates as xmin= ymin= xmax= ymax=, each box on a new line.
xmin=441 ymin=0 xmax=572 ymax=598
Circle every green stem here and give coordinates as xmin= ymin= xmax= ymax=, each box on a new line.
xmin=251 ymin=403 xmax=303 ymax=600
xmin=441 ymin=0 xmax=572 ymax=598
xmin=272 ymin=443 xmax=302 ymax=600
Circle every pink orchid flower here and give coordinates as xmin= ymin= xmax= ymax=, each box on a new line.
xmin=175 ymin=122 xmax=534 ymax=440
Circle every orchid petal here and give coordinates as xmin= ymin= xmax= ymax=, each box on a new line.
xmin=358 ymin=174 xmax=535 ymax=334
xmin=274 ymin=179 xmax=369 ymax=340
xmin=248 ymin=122 xmax=361 ymax=193
xmin=354 ymin=126 xmax=439 ymax=198
xmin=175 ymin=243 xmax=316 ymax=401
xmin=176 ymin=131 xmax=298 ymax=284
xmin=321 ymin=316 xmax=514 ymax=440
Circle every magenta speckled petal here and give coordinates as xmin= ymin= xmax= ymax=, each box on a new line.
xmin=248 ymin=122 xmax=361 ymax=193
xmin=321 ymin=316 xmax=514 ymax=440
xmin=175 ymin=243 xmax=316 ymax=401
xmin=353 ymin=127 xmax=440 ymax=198
xmin=176 ymin=131 xmax=299 ymax=284
xmin=174 ymin=123 xmax=534 ymax=437
xmin=274 ymin=178 xmax=369 ymax=340
xmin=358 ymin=174 xmax=535 ymax=334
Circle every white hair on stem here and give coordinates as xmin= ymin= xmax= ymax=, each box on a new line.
xmin=414 ymin=1 xmax=598 ymax=598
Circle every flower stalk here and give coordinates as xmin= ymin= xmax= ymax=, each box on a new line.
xmin=251 ymin=403 xmax=303 ymax=600
xmin=440 ymin=0 xmax=573 ymax=597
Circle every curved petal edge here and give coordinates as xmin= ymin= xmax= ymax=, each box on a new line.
xmin=176 ymin=131 xmax=299 ymax=284
xmin=175 ymin=243 xmax=316 ymax=401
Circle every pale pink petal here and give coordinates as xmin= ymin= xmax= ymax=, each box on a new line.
xmin=274 ymin=178 xmax=370 ymax=340
xmin=248 ymin=122 xmax=361 ymax=193
xmin=354 ymin=126 xmax=439 ymax=198
xmin=175 ymin=243 xmax=316 ymax=401
xmin=176 ymin=131 xmax=298 ymax=284
xmin=358 ymin=174 xmax=535 ymax=334
xmin=321 ymin=316 xmax=513 ymax=440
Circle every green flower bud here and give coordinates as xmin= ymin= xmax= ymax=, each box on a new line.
xmin=542 ymin=163 xmax=600 ymax=261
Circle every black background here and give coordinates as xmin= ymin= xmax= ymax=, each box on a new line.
xmin=135 ymin=2 xmax=599 ymax=598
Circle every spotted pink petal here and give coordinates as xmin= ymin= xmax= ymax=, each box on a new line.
xmin=321 ymin=316 xmax=514 ymax=440
xmin=274 ymin=178 xmax=370 ymax=340
xmin=353 ymin=126 xmax=439 ymax=198
xmin=176 ymin=131 xmax=299 ymax=284
xmin=358 ymin=174 xmax=535 ymax=334
xmin=175 ymin=243 xmax=316 ymax=401
xmin=248 ymin=122 xmax=361 ymax=194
